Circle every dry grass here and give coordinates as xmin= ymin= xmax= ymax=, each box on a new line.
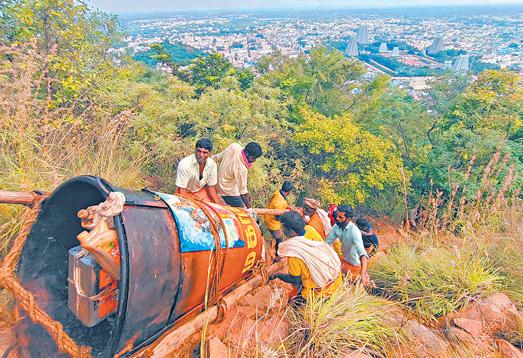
xmin=281 ymin=282 xmax=405 ymax=357
xmin=0 ymin=43 xmax=148 ymax=319
xmin=370 ymin=240 xmax=502 ymax=321
xmin=0 ymin=43 xmax=147 ymax=256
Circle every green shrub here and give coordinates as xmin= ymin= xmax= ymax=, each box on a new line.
xmin=370 ymin=243 xmax=502 ymax=321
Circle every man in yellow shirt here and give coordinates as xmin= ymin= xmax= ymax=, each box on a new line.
xmin=264 ymin=181 xmax=293 ymax=257
xmin=270 ymin=211 xmax=342 ymax=305
xmin=304 ymin=224 xmax=323 ymax=242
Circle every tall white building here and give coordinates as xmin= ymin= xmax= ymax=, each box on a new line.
xmin=427 ymin=37 xmax=443 ymax=55
xmin=452 ymin=54 xmax=469 ymax=72
xmin=356 ymin=26 xmax=370 ymax=45
xmin=391 ymin=47 xmax=400 ymax=57
xmin=345 ymin=37 xmax=359 ymax=57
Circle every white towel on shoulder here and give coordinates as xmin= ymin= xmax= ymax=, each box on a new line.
xmin=278 ymin=236 xmax=341 ymax=287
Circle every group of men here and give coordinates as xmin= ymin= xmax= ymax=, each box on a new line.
xmin=175 ymin=138 xmax=262 ymax=208
xmin=265 ymin=181 xmax=379 ymax=303
xmin=175 ymin=138 xmax=379 ymax=304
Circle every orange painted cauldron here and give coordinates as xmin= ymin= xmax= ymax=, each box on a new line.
xmin=14 ymin=176 xmax=264 ymax=357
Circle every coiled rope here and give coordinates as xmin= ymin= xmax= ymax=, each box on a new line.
xmin=0 ymin=196 xmax=92 ymax=357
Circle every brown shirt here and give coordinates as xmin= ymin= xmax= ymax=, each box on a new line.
xmin=212 ymin=143 xmax=249 ymax=197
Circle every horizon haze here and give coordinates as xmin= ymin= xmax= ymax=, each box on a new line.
xmin=87 ymin=0 xmax=523 ymax=13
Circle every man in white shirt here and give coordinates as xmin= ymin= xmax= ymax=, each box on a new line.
xmin=175 ymin=138 xmax=222 ymax=204
xmin=212 ymin=142 xmax=263 ymax=208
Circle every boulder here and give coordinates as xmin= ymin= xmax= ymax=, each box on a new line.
xmin=447 ymin=327 xmax=493 ymax=357
xmin=237 ymin=286 xmax=272 ymax=317
xmin=208 ymin=336 xmax=229 ymax=358
xmin=225 ymin=317 xmax=257 ymax=350
xmin=496 ymin=339 xmax=523 ymax=358
xmin=237 ymin=293 xmax=255 ymax=307
xmin=404 ymin=320 xmax=451 ymax=354
xmin=235 ymin=305 xmax=259 ymax=321
xmin=269 ymin=279 xmax=294 ymax=306
xmin=453 ymin=317 xmax=485 ymax=338
xmin=212 ymin=303 xmax=239 ymax=340
xmin=256 ymin=312 xmax=289 ymax=347
xmin=451 ymin=294 xmax=520 ymax=337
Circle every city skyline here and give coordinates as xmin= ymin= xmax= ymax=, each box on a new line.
xmin=87 ymin=0 xmax=523 ymax=13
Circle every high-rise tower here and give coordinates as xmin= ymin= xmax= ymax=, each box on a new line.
xmin=452 ymin=54 xmax=469 ymax=72
xmin=391 ymin=46 xmax=400 ymax=57
xmin=345 ymin=37 xmax=359 ymax=57
xmin=427 ymin=37 xmax=443 ymax=55
xmin=356 ymin=26 xmax=370 ymax=45
xmin=378 ymin=42 xmax=388 ymax=53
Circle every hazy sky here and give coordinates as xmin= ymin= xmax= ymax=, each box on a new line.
xmin=87 ymin=0 xmax=523 ymax=13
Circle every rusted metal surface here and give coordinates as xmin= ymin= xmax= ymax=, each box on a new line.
xmin=141 ymin=260 xmax=284 ymax=357
xmin=116 ymin=205 xmax=182 ymax=353
xmin=9 ymin=176 xmax=267 ymax=357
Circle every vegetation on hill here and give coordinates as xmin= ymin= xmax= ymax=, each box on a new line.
xmin=0 ymin=0 xmax=522 ymax=354
xmin=1 ymin=0 xmax=521 ymax=224
xmin=133 ymin=41 xmax=205 ymax=67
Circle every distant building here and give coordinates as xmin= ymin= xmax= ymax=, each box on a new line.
xmin=427 ymin=37 xmax=443 ymax=55
xmin=391 ymin=47 xmax=400 ymax=57
xmin=443 ymin=60 xmax=453 ymax=69
xmin=356 ymin=26 xmax=370 ymax=45
xmin=452 ymin=54 xmax=469 ymax=72
xmin=379 ymin=42 xmax=388 ymax=53
xmin=345 ymin=37 xmax=359 ymax=57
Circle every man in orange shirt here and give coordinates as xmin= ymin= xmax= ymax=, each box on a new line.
xmin=303 ymin=198 xmax=330 ymax=239
xmin=303 ymin=198 xmax=342 ymax=255
xmin=264 ymin=181 xmax=293 ymax=257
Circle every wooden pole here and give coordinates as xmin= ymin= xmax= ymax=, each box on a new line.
xmin=251 ymin=208 xmax=289 ymax=216
xmin=0 ymin=190 xmax=43 ymax=206
xmin=143 ymin=260 xmax=285 ymax=357
xmin=0 ymin=190 xmax=289 ymax=216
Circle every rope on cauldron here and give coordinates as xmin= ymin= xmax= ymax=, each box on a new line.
xmin=0 ymin=196 xmax=92 ymax=358
xmin=189 ymin=200 xmax=228 ymax=318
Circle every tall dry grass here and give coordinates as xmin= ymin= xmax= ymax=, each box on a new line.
xmin=0 ymin=43 xmax=147 ymax=255
xmin=0 ymin=43 xmax=149 ymax=316
xmin=380 ymin=144 xmax=522 ymax=321
xmin=411 ymin=141 xmax=519 ymax=235
xmin=370 ymin=241 xmax=502 ymax=321
xmin=281 ymin=282 xmax=405 ymax=357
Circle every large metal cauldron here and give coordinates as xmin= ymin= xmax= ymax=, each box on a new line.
xmin=14 ymin=176 xmax=263 ymax=357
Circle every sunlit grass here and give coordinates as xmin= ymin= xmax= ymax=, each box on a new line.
xmin=283 ymin=281 xmax=404 ymax=357
xmin=370 ymin=242 xmax=502 ymax=321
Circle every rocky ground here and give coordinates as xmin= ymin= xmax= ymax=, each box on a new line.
xmin=196 ymin=277 xmax=523 ymax=358
xmin=1 ymin=220 xmax=521 ymax=357
xmin=189 ymin=221 xmax=523 ymax=358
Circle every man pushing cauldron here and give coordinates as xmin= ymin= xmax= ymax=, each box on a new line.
xmin=175 ymin=138 xmax=223 ymax=204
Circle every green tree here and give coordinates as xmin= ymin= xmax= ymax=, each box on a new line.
xmin=294 ymin=108 xmax=405 ymax=205
xmin=427 ymin=70 xmax=523 ymax=195
xmin=258 ymin=47 xmax=365 ymax=117
xmin=2 ymin=0 xmax=120 ymax=105
xmin=188 ymin=53 xmax=233 ymax=91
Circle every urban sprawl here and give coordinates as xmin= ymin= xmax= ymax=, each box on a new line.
xmin=121 ymin=8 xmax=523 ymax=91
